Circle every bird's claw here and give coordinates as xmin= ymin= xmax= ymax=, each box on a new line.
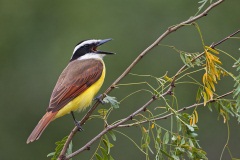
xmin=94 ymin=94 xmax=105 ymax=104
xmin=74 ymin=121 xmax=84 ymax=131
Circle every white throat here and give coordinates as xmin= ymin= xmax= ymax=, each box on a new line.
xmin=77 ymin=53 xmax=105 ymax=60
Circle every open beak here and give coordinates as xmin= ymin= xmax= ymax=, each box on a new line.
xmin=96 ymin=38 xmax=115 ymax=55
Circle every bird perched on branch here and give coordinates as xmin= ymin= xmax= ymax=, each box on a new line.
xmin=27 ymin=39 xmax=114 ymax=143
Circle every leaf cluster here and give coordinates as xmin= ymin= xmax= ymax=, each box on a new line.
xmin=47 ymin=136 xmax=73 ymax=160
xmin=95 ymin=134 xmax=115 ymax=160
xmin=233 ymin=58 xmax=240 ymax=122
xmin=137 ymin=111 xmax=207 ymax=160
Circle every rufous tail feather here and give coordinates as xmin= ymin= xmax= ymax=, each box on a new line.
xmin=26 ymin=112 xmax=57 ymax=144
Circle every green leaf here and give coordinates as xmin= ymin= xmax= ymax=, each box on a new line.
xmin=196 ymin=149 xmax=207 ymax=159
xmin=196 ymin=87 xmax=202 ymax=102
xmin=160 ymin=149 xmax=174 ymax=159
xmin=108 ymin=131 xmax=117 ymax=141
xmin=95 ymin=153 xmax=103 ymax=160
xmin=66 ymin=140 xmax=73 ymax=156
xmin=180 ymin=52 xmax=187 ymax=65
xmin=180 ymin=138 xmax=185 ymax=145
xmin=171 ymin=154 xmax=180 ymax=160
xmin=207 ymin=102 xmax=212 ymax=112
xmin=98 ymin=109 xmax=108 ymax=117
xmin=103 ymin=95 xmax=120 ymax=109
xmin=47 ymin=152 xmax=55 ymax=157
xmin=141 ymin=143 xmax=147 ymax=149
xmin=185 ymin=54 xmax=194 ymax=67
xmin=188 ymin=139 xmax=194 ymax=147
xmin=103 ymin=135 xmax=113 ymax=155
xmin=187 ymin=150 xmax=194 ymax=159
xmin=176 ymin=146 xmax=185 ymax=153
xmin=100 ymin=147 xmax=108 ymax=159
xmin=177 ymin=119 xmax=182 ymax=132
xmin=108 ymin=155 xmax=114 ymax=160
xmin=103 ymin=139 xmax=114 ymax=153
xmin=189 ymin=132 xmax=198 ymax=138
xmin=198 ymin=0 xmax=208 ymax=11
xmin=156 ymin=128 xmax=162 ymax=143
xmin=221 ymin=103 xmax=234 ymax=117
xmin=186 ymin=124 xmax=194 ymax=132
xmin=163 ymin=131 xmax=169 ymax=144
xmin=146 ymin=134 xmax=150 ymax=145
xmin=47 ymin=136 xmax=71 ymax=160
xmin=193 ymin=138 xmax=201 ymax=148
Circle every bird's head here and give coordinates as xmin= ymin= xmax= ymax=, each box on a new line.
xmin=70 ymin=38 xmax=115 ymax=61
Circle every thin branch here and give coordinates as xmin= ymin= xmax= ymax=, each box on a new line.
xmin=212 ymin=29 xmax=240 ymax=48
xmin=58 ymin=0 xmax=225 ymax=159
xmin=118 ymin=90 xmax=234 ymax=128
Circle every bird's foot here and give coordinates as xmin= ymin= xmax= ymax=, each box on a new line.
xmin=74 ymin=120 xmax=84 ymax=132
xmin=94 ymin=94 xmax=105 ymax=104
xmin=71 ymin=111 xmax=83 ymax=131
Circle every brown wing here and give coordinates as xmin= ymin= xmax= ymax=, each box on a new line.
xmin=47 ymin=59 xmax=103 ymax=112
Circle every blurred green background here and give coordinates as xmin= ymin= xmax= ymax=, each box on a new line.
xmin=1 ymin=0 xmax=240 ymax=159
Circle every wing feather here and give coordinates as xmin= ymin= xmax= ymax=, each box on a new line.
xmin=47 ymin=59 xmax=103 ymax=112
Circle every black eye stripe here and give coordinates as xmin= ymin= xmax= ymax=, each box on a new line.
xmin=70 ymin=43 xmax=96 ymax=61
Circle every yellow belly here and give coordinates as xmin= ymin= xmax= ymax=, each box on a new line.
xmin=54 ymin=64 xmax=106 ymax=119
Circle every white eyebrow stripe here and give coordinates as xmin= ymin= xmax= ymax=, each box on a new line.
xmin=72 ymin=39 xmax=100 ymax=55
xmin=77 ymin=53 xmax=105 ymax=60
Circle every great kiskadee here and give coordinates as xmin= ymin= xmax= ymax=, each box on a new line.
xmin=27 ymin=39 xmax=114 ymax=143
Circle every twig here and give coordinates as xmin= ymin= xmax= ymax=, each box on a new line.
xmin=212 ymin=29 xmax=240 ymax=48
xmin=58 ymin=0 xmax=225 ymax=159
xmin=118 ymin=90 xmax=234 ymax=128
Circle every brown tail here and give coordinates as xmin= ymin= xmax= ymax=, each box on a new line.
xmin=27 ymin=111 xmax=57 ymax=144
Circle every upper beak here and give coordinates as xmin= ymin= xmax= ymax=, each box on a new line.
xmin=96 ymin=38 xmax=115 ymax=55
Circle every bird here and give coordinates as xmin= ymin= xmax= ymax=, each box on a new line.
xmin=27 ymin=38 xmax=114 ymax=143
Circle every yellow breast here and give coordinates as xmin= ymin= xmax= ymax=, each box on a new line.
xmin=54 ymin=62 xmax=106 ymax=119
